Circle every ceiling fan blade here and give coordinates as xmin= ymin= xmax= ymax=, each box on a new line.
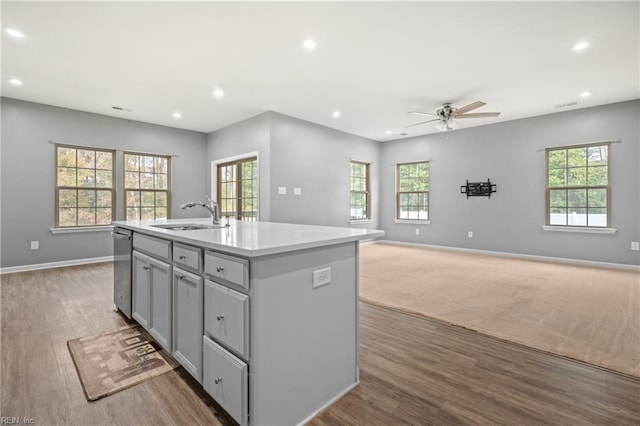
xmin=454 ymin=112 xmax=501 ymax=118
xmin=454 ymin=101 xmax=486 ymax=115
xmin=404 ymin=118 xmax=440 ymax=128
xmin=408 ymin=111 xmax=437 ymax=116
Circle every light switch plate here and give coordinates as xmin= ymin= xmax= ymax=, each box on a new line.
xmin=632 ymin=241 xmax=639 ymax=251
xmin=294 ymin=187 xmax=302 ymax=196
xmin=278 ymin=186 xmax=287 ymax=195
xmin=312 ymin=267 xmax=331 ymax=289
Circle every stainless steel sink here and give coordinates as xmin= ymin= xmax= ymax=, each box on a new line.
xmin=150 ymin=223 xmax=228 ymax=231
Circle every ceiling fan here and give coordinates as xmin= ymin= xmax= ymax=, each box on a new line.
xmin=405 ymin=101 xmax=500 ymax=131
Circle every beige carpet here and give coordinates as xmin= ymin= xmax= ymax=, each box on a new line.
xmin=359 ymin=242 xmax=640 ymax=378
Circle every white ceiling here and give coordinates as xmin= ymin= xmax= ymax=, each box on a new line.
xmin=2 ymin=1 xmax=638 ymax=141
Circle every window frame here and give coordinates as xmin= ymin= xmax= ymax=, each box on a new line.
xmin=55 ymin=144 xmax=116 ymax=228
xmin=544 ymin=141 xmax=611 ymax=228
xmin=217 ymin=156 xmax=258 ymax=221
xmin=396 ymin=160 xmax=430 ymax=222
xmin=350 ymin=160 xmax=371 ymax=221
xmin=123 ymin=151 xmax=172 ymax=222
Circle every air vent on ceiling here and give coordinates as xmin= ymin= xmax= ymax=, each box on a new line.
xmin=112 ymin=106 xmax=132 ymax=112
xmin=400 ymin=132 xmax=409 ymax=136
xmin=553 ymin=101 xmax=578 ymax=109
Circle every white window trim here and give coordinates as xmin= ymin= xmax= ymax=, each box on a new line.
xmin=211 ymin=151 xmax=260 ymax=221
xmin=394 ymin=219 xmax=431 ymax=225
xmin=541 ymin=225 xmax=616 ymax=234
xmin=395 ymin=160 xmax=431 ymax=223
xmin=50 ymin=225 xmax=114 ymax=234
xmin=349 ymin=219 xmax=373 ymax=225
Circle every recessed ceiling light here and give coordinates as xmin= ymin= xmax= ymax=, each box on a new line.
xmin=332 ymin=110 xmax=341 ymax=118
xmin=8 ymin=78 xmax=23 ymax=86
xmin=303 ymin=39 xmax=317 ymax=50
xmin=6 ymin=28 xmax=25 ymax=38
xmin=580 ymin=91 xmax=592 ymax=97
xmin=213 ymin=87 xmax=225 ymax=98
xmin=573 ymin=41 xmax=589 ymax=51
xmin=173 ymin=112 xmax=182 ymax=119
xmin=386 ymin=130 xmax=392 ymax=135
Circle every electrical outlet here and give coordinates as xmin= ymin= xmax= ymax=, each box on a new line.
xmin=468 ymin=231 xmax=473 ymax=238
xmin=631 ymin=242 xmax=640 ymax=251
xmin=30 ymin=241 xmax=39 ymax=250
xmin=312 ymin=267 xmax=332 ymax=289
xmin=294 ymin=187 xmax=302 ymax=196
xmin=415 ymin=228 xmax=420 ymax=235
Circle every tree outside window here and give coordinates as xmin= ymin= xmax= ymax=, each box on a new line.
xmin=56 ymin=145 xmax=115 ymax=227
xmin=124 ymin=152 xmax=171 ymax=221
xmin=350 ymin=161 xmax=370 ymax=221
xmin=217 ymin=157 xmax=258 ymax=221
xmin=546 ymin=143 xmax=609 ymax=227
xmin=396 ymin=161 xmax=429 ymax=221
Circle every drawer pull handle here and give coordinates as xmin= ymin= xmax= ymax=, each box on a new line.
xmin=216 ymin=314 xmax=224 ymax=321
xmin=143 ymin=265 xmax=150 ymax=271
xmin=179 ymin=275 xmax=186 ymax=280
xmin=214 ymin=377 xmax=222 ymax=384
xmin=216 ymin=266 xmax=224 ymax=273
xmin=179 ymin=255 xmax=187 ymax=260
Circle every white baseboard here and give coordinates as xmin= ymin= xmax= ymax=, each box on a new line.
xmin=377 ymin=240 xmax=640 ymax=271
xmin=0 ymin=256 xmax=114 ymax=275
xmin=296 ymin=380 xmax=359 ymax=426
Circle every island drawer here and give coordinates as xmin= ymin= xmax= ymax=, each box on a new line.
xmin=204 ymin=280 xmax=249 ymax=359
xmin=173 ymin=243 xmax=203 ymax=273
xmin=203 ymin=335 xmax=248 ymax=426
xmin=133 ymin=233 xmax=171 ymax=261
xmin=204 ymin=251 xmax=249 ymax=291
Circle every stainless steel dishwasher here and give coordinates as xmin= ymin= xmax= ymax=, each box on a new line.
xmin=112 ymin=227 xmax=132 ymax=318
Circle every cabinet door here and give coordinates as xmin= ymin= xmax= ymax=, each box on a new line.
xmin=149 ymin=256 xmax=172 ymax=352
xmin=173 ymin=267 xmax=203 ymax=382
xmin=203 ymin=336 xmax=248 ymax=426
xmin=132 ymin=250 xmax=150 ymax=329
xmin=204 ymin=280 xmax=249 ymax=359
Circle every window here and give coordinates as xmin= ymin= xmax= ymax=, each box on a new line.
xmin=56 ymin=145 xmax=115 ymax=227
xmin=546 ymin=142 xmax=610 ymax=227
xmin=350 ymin=161 xmax=370 ymax=221
xmin=217 ymin=157 xmax=258 ymax=221
xmin=396 ymin=161 xmax=430 ymax=221
xmin=124 ymin=152 xmax=171 ymax=221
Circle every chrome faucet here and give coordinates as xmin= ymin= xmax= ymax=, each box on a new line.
xmin=180 ymin=196 xmax=221 ymax=225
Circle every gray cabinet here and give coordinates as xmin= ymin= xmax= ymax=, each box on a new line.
xmin=132 ymin=249 xmax=173 ymax=352
xmin=203 ymin=336 xmax=248 ymax=426
xmin=204 ymin=280 xmax=249 ymax=359
xmin=173 ymin=266 xmax=203 ymax=382
xmin=132 ymin=250 xmax=150 ymax=329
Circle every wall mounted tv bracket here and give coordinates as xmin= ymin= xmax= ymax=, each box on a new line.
xmin=460 ymin=179 xmax=497 ymax=198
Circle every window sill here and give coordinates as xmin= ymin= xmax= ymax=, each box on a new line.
xmin=541 ymin=225 xmax=617 ymax=235
xmin=394 ymin=219 xmax=431 ymax=225
xmin=349 ymin=219 xmax=373 ymax=225
xmin=50 ymin=225 xmax=115 ymax=234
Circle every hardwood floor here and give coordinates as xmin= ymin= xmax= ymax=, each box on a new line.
xmin=2 ymin=263 xmax=639 ymax=425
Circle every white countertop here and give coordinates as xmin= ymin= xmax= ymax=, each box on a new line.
xmin=112 ymin=218 xmax=384 ymax=258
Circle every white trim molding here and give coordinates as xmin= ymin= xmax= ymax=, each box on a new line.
xmin=541 ymin=225 xmax=617 ymax=234
xmin=378 ymin=240 xmax=639 ymax=271
xmin=394 ymin=219 xmax=431 ymax=225
xmin=0 ymin=256 xmax=114 ymax=275
xmin=50 ymin=225 xmax=114 ymax=234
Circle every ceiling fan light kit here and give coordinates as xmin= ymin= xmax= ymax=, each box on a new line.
xmin=406 ymin=101 xmax=501 ymax=132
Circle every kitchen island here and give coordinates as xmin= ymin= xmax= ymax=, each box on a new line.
xmin=112 ymin=218 xmax=383 ymax=426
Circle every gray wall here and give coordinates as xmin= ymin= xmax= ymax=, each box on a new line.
xmin=269 ymin=113 xmax=380 ymax=228
xmin=380 ymin=100 xmax=640 ymax=265
xmin=207 ymin=112 xmax=380 ymax=229
xmin=206 ymin=112 xmax=271 ymax=221
xmin=1 ymin=97 xmax=207 ymax=268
